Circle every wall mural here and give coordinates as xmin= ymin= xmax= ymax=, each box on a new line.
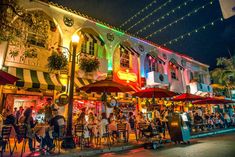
xmin=4 ymin=10 xmax=61 ymax=72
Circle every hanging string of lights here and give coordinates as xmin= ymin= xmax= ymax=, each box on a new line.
xmin=145 ymin=0 xmax=215 ymax=39
xmin=119 ymin=0 xmax=157 ymax=28
xmin=126 ymin=0 xmax=173 ymax=31
xmin=136 ymin=0 xmax=196 ymax=35
xmin=163 ymin=17 xmax=223 ymax=46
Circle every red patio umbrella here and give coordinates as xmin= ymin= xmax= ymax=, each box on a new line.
xmin=171 ymin=93 xmax=205 ymax=102
xmin=0 ymin=70 xmax=19 ymax=85
xmin=132 ymin=87 xmax=177 ymax=98
xmin=79 ymin=79 xmax=136 ymax=93
xmin=192 ymin=97 xmax=235 ymax=104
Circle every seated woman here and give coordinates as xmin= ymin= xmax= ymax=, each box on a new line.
xmin=136 ymin=112 xmax=146 ymax=124
xmin=108 ymin=119 xmax=117 ymax=142
xmin=19 ymin=108 xmax=37 ymax=152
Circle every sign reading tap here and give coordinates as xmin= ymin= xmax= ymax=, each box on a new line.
xmin=117 ymin=70 xmax=137 ymax=83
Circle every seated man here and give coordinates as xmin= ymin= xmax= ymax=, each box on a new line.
xmin=39 ymin=109 xmax=65 ymax=153
xmin=194 ymin=113 xmax=203 ymax=130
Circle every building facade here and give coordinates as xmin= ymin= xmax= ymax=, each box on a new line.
xmin=0 ymin=0 xmax=212 ymax=112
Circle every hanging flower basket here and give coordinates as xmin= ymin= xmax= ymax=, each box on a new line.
xmin=47 ymin=49 xmax=68 ymax=71
xmin=79 ymin=54 xmax=100 ymax=72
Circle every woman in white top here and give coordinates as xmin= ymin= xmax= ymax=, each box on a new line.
xmin=99 ymin=113 xmax=109 ymax=138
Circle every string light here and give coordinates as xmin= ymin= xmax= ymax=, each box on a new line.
xmin=136 ymin=0 xmax=196 ymax=35
xmin=163 ymin=18 xmax=223 ymax=46
xmin=145 ymin=0 xmax=214 ymax=39
xmin=126 ymin=0 xmax=172 ymax=31
xmin=119 ymin=0 xmax=157 ymax=28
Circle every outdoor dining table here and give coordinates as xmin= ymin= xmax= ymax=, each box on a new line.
xmin=87 ymin=124 xmax=98 ymax=137
xmin=33 ymin=124 xmax=51 ymax=138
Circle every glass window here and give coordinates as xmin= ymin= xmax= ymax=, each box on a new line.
xmin=199 ymin=74 xmax=204 ymax=83
xmin=120 ymin=48 xmax=129 ymax=68
xmin=190 ymin=71 xmax=194 ymax=81
xmin=157 ymin=64 xmax=164 ymax=74
xmin=171 ymin=71 xmax=177 ymax=80
xmin=89 ymin=42 xmax=94 ymax=55
xmin=27 ymin=32 xmax=47 ymax=48
xmin=170 ymin=66 xmax=178 ymax=80
xmin=81 ymin=41 xmax=87 ymax=53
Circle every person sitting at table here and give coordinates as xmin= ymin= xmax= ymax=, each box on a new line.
xmin=88 ymin=112 xmax=95 ymax=124
xmin=128 ymin=112 xmax=135 ymax=130
xmin=39 ymin=108 xmax=65 ymax=152
xmin=44 ymin=98 xmax=54 ymax=122
xmin=108 ymin=119 xmax=117 ymax=142
xmin=2 ymin=109 xmax=23 ymax=143
xmin=16 ymin=106 xmax=24 ymax=124
xmin=194 ymin=112 xmax=203 ymax=130
xmin=87 ymin=112 xmax=99 ymax=142
xmin=77 ymin=108 xmax=86 ymax=124
xmin=117 ymin=111 xmax=125 ymax=121
xmin=98 ymin=113 xmax=109 ymax=144
xmin=108 ymin=113 xmax=115 ymax=123
xmin=19 ymin=108 xmax=37 ymax=152
xmin=2 ymin=108 xmax=16 ymax=126
xmin=121 ymin=116 xmax=131 ymax=135
xmin=136 ymin=112 xmax=146 ymax=124
xmin=224 ymin=112 xmax=231 ymax=127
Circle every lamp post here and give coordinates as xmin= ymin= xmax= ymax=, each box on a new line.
xmin=62 ymin=34 xmax=79 ymax=149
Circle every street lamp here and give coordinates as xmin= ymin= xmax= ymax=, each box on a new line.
xmin=62 ymin=34 xmax=80 ymax=149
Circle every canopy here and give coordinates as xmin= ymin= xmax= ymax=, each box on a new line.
xmin=132 ymin=87 xmax=177 ymax=98
xmin=192 ymin=97 xmax=235 ymax=104
xmin=5 ymin=67 xmax=65 ymax=91
xmin=79 ymin=79 xmax=136 ymax=93
xmin=0 ymin=70 xmax=19 ymax=85
xmin=171 ymin=93 xmax=205 ymax=102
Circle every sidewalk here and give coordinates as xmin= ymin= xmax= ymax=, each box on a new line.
xmin=191 ymin=127 xmax=235 ymax=139
xmin=3 ymin=127 xmax=235 ymax=157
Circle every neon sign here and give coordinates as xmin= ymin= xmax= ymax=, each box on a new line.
xmin=117 ymin=70 xmax=137 ymax=83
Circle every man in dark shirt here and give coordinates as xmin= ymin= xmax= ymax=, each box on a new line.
xmin=49 ymin=109 xmax=65 ymax=136
xmin=39 ymin=108 xmax=65 ymax=153
xmin=2 ymin=109 xmax=16 ymax=125
xmin=194 ymin=113 xmax=203 ymax=124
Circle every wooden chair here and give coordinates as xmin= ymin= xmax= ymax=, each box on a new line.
xmin=11 ymin=124 xmax=27 ymax=157
xmin=97 ymin=125 xmax=111 ymax=148
xmin=74 ymin=124 xmax=90 ymax=149
xmin=1 ymin=125 xmax=12 ymax=157
xmin=53 ymin=125 xmax=66 ymax=154
xmin=117 ymin=123 xmax=128 ymax=143
xmin=136 ymin=123 xmax=148 ymax=141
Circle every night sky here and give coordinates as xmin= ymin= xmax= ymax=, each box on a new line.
xmin=50 ymin=0 xmax=235 ymax=69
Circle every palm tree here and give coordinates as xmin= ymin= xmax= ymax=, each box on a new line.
xmin=210 ymin=55 xmax=235 ymax=98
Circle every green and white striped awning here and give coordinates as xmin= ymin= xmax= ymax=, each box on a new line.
xmin=5 ymin=67 xmax=65 ymax=91
xmin=74 ymin=77 xmax=95 ymax=88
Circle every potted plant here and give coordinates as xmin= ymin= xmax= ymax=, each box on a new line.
xmin=47 ymin=48 xmax=68 ymax=71
xmin=78 ymin=53 xmax=100 ymax=73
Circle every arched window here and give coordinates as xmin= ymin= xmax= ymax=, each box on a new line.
xmin=120 ymin=45 xmax=130 ymax=68
xmin=190 ymin=71 xmax=194 ymax=81
xmin=79 ymin=29 xmax=105 ymax=57
xmin=157 ymin=63 xmax=164 ymax=74
xmin=169 ymin=64 xmax=178 ymax=80
xmin=12 ymin=10 xmax=60 ymax=49
xmin=147 ymin=55 xmax=157 ymax=72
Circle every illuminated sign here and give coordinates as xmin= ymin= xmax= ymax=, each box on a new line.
xmin=117 ymin=70 xmax=137 ymax=83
